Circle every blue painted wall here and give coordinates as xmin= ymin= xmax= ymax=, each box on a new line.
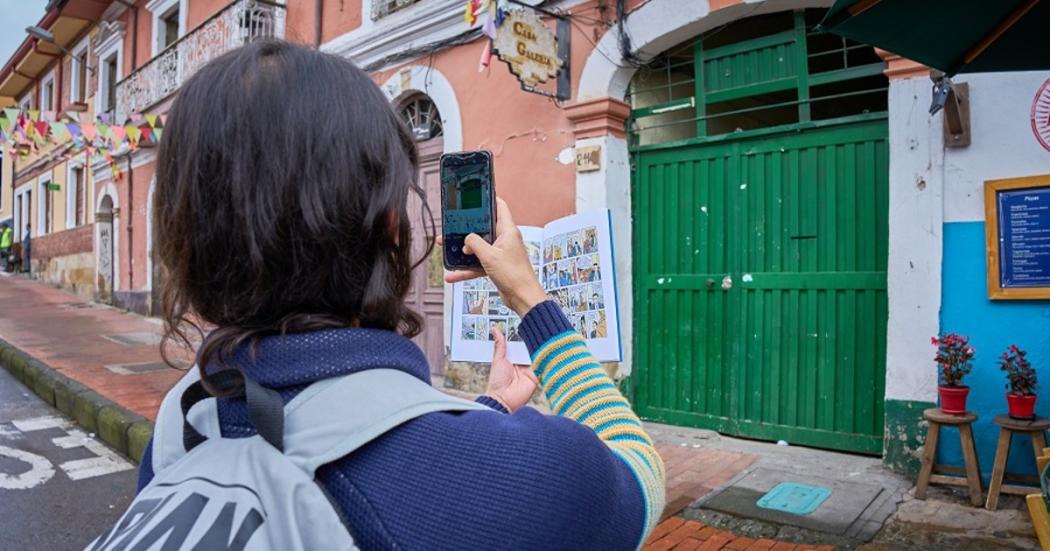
xmin=938 ymin=221 xmax=1050 ymax=481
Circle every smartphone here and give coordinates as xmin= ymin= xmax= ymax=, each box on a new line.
xmin=440 ymin=150 xmax=496 ymax=270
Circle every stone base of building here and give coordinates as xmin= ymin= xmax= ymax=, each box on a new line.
xmin=442 ymin=361 xmax=491 ymax=394
xmin=29 ymin=226 xmax=95 ymax=301
xmin=882 ymin=399 xmax=936 ymax=477
xmin=112 ymin=290 xmax=152 ymax=316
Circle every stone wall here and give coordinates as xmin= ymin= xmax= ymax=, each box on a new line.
xmin=29 ymin=225 xmax=95 ymax=301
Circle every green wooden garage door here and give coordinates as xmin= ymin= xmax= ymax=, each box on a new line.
xmin=628 ymin=10 xmax=889 ymax=453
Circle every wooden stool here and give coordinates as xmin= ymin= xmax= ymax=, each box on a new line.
xmin=916 ymin=408 xmax=982 ymax=506
xmin=986 ymin=414 xmax=1050 ymax=510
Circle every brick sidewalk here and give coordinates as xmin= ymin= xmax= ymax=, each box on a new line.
xmin=0 ymin=275 xmax=177 ymax=420
xmin=645 ymin=518 xmax=835 ymax=551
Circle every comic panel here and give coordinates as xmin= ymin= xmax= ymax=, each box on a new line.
xmin=465 ymin=291 xmax=487 ymax=315
xmin=575 ymin=253 xmax=601 ymax=283
xmin=507 ymin=317 xmax=521 ymax=342
xmin=487 ymin=292 xmax=511 ymax=316
xmin=582 ymin=226 xmax=598 ymax=255
xmin=461 ymin=316 xmax=479 ymax=340
xmin=525 ymin=241 xmax=541 ymax=266
xmin=587 ymin=311 xmax=608 ymax=338
xmin=487 ymin=318 xmax=508 ymax=341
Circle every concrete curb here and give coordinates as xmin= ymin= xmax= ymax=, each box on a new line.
xmin=0 ymin=336 xmax=153 ymax=463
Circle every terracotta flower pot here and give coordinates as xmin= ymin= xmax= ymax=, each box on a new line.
xmin=1007 ymin=393 xmax=1037 ymax=420
xmin=938 ymin=385 xmax=970 ymax=415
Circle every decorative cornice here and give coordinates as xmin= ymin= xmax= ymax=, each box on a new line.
xmin=564 ymin=97 xmax=631 ymax=139
xmin=92 ymin=20 xmax=126 ymax=53
xmin=876 ymin=48 xmax=929 ymax=80
xmin=322 ymin=0 xmax=586 ymax=72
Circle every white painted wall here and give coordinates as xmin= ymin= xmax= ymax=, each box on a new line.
xmin=575 ymin=135 xmax=632 ymax=377
xmin=883 ymin=77 xmax=946 ymax=403
xmin=882 ymin=71 xmax=1050 ymax=403
xmin=942 ymin=71 xmax=1050 ymax=224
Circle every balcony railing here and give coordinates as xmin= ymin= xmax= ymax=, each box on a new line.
xmin=116 ymin=0 xmax=285 ymax=118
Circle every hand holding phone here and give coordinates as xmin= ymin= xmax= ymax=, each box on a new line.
xmin=444 ymin=197 xmax=548 ymax=318
xmin=440 ymin=150 xmax=496 ymax=270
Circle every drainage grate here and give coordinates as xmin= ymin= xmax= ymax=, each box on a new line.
xmin=102 ymin=332 xmax=163 ymax=346
xmin=104 ymin=361 xmax=182 ymax=375
xmin=756 ymin=482 xmax=831 ymax=516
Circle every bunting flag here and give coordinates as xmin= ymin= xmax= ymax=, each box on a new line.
xmin=0 ymin=107 xmax=164 ymax=163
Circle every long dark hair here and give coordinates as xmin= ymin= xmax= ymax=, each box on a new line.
xmin=154 ymin=40 xmax=431 ymax=392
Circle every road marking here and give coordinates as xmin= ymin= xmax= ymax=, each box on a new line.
xmin=1 ymin=415 xmax=134 ymax=488
xmin=53 ymin=429 xmax=134 ymax=480
xmin=12 ymin=415 xmax=73 ymax=432
xmin=0 ymin=444 xmax=56 ymax=489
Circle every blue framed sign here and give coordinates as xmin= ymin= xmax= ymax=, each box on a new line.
xmin=985 ymin=175 xmax=1050 ymax=300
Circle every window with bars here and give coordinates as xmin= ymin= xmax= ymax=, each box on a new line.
xmin=398 ymin=94 xmax=443 ymax=142
xmin=372 ymin=0 xmax=425 ymax=20
xmin=627 ymin=9 xmax=888 ymax=147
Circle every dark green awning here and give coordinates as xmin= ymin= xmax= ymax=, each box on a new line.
xmin=819 ymin=0 xmax=1049 ymax=76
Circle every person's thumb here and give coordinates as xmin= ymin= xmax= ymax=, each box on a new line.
xmin=491 ymin=326 xmax=507 ymax=361
xmin=464 ymin=233 xmax=495 ymax=262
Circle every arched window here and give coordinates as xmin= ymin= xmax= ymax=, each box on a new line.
xmin=398 ymin=94 xmax=443 ymax=142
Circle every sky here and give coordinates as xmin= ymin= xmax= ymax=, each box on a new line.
xmin=0 ymin=0 xmax=49 ymax=69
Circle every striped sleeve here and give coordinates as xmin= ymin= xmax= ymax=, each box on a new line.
xmin=520 ymin=302 xmax=666 ymax=543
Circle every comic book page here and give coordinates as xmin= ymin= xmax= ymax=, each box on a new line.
xmin=449 ymin=227 xmax=542 ymax=364
xmin=449 ymin=209 xmax=622 ymax=364
xmin=539 ymin=209 xmax=621 ymax=362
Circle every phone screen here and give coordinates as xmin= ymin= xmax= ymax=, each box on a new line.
xmin=440 ymin=151 xmax=494 ymax=269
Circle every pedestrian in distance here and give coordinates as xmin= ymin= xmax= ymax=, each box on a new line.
xmin=22 ymin=223 xmax=30 ymax=274
xmin=0 ymin=222 xmax=12 ymax=268
xmin=97 ymin=40 xmax=664 ymax=551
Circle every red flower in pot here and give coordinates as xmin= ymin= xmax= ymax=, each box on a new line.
xmin=1000 ymin=344 xmax=1038 ymax=420
xmin=932 ymin=333 xmax=974 ymax=415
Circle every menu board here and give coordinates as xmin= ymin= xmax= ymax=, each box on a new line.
xmin=985 ymin=175 xmax=1050 ymax=299
xmin=997 ymin=187 xmax=1050 ymax=287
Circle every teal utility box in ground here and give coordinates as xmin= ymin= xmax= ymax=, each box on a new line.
xmin=756 ymin=482 xmax=831 ymax=515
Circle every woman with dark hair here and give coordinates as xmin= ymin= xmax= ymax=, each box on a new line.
xmin=142 ymin=40 xmax=664 ymax=549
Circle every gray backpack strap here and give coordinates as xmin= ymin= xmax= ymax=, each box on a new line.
xmin=152 ymin=367 xmax=204 ymax=472
xmin=281 ymin=369 xmax=489 ymax=476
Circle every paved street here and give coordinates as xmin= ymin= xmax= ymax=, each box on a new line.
xmin=0 ymin=365 xmax=134 ymax=550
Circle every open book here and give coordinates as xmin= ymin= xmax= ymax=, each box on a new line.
xmin=450 ymin=209 xmax=622 ymax=364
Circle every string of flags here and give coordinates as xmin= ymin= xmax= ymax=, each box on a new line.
xmin=464 ymin=0 xmax=511 ymax=72
xmin=0 ymin=108 xmax=166 ymax=181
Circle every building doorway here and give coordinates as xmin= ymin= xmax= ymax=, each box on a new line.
xmin=399 ymin=93 xmax=446 ymax=373
xmin=628 ymin=9 xmax=890 ymax=453
xmin=96 ymin=195 xmax=116 ymax=303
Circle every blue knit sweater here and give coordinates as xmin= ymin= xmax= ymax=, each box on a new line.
xmin=137 ymin=302 xmax=664 ymax=549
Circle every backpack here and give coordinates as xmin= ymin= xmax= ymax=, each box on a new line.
xmin=87 ymin=367 xmax=488 ymax=550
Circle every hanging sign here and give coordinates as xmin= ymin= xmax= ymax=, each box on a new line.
xmin=492 ymin=9 xmax=563 ymax=88
xmin=985 ymin=174 xmax=1050 ymax=300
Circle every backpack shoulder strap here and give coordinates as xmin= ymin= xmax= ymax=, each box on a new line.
xmin=152 ymin=367 xmax=213 ymax=472
xmin=281 ymin=369 xmax=489 ymax=477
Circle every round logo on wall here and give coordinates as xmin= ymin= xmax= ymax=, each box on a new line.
xmin=1031 ymin=78 xmax=1050 ymax=153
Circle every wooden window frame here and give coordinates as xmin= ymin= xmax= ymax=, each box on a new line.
xmin=984 ymin=174 xmax=1050 ymax=300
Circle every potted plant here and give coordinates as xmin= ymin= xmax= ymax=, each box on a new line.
xmin=1000 ymin=344 xmax=1038 ymax=420
xmin=933 ymin=333 xmax=975 ymax=414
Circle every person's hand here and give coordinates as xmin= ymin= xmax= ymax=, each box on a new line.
xmin=485 ymin=327 xmax=538 ymax=412
xmin=444 ymin=197 xmax=548 ymax=317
